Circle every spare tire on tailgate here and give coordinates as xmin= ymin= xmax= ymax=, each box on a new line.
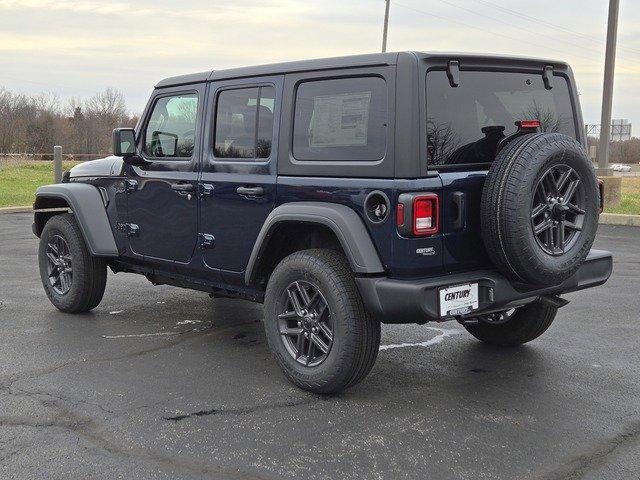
xmin=481 ymin=132 xmax=599 ymax=285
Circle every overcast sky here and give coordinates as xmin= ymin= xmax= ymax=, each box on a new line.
xmin=1 ymin=0 xmax=639 ymax=133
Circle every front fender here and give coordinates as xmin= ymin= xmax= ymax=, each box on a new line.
xmin=245 ymin=202 xmax=384 ymax=285
xmin=34 ymin=183 xmax=118 ymax=257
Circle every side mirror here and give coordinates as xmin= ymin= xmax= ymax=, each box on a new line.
xmin=113 ymin=128 xmax=146 ymax=165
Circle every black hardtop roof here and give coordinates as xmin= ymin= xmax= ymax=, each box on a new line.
xmin=155 ymin=51 xmax=569 ymax=88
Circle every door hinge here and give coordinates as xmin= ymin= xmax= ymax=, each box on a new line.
xmin=116 ymin=222 xmax=140 ymax=237
xmin=199 ymin=183 xmax=214 ymax=198
xmin=198 ymin=233 xmax=215 ymax=249
xmin=125 ymin=179 xmax=138 ymax=193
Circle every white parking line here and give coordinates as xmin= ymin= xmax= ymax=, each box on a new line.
xmin=379 ymin=327 xmax=463 ymax=351
xmin=102 ymin=332 xmax=180 ymax=339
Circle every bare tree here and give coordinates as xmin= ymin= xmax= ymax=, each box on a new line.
xmin=426 ymin=118 xmax=461 ymax=165
xmin=0 ymin=86 xmax=137 ymax=156
xmin=521 ymin=100 xmax=565 ymax=133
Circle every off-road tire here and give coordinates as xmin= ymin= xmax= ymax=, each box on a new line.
xmin=263 ymin=249 xmax=380 ymax=394
xmin=481 ymin=133 xmax=599 ymax=285
xmin=38 ymin=213 xmax=107 ymax=313
xmin=464 ymin=300 xmax=557 ymax=347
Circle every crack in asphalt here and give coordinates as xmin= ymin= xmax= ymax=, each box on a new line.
xmin=163 ymin=397 xmax=323 ymax=422
xmin=0 ymin=320 xmax=256 ymax=394
xmin=0 ymin=320 xmax=277 ymax=479
xmin=540 ymin=421 xmax=640 ymax=480
xmin=0 ymin=385 xmax=276 ymax=480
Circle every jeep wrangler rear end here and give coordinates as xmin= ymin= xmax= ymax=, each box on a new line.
xmin=33 ymin=52 xmax=612 ymax=394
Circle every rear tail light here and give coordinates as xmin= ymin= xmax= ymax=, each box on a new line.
xmin=413 ymin=194 xmax=439 ymax=236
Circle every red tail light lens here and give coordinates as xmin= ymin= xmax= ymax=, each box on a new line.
xmin=413 ymin=194 xmax=439 ymax=236
xmin=519 ymin=120 xmax=541 ymax=129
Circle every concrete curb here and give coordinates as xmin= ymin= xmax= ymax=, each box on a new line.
xmin=600 ymin=213 xmax=640 ymax=227
xmin=0 ymin=206 xmax=32 ymax=214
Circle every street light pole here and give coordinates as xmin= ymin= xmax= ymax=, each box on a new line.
xmin=596 ymin=0 xmax=620 ymax=176
xmin=382 ymin=0 xmax=390 ymax=53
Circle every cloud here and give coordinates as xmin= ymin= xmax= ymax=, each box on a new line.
xmin=1 ymin=0 xmax=639 ymax=128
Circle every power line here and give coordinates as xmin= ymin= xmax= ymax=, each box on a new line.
xmin=433 ymin=0 xmax=609 ymax=62
xmin=475 ymin=0 xmax=640 ymax=57
xmin=392 ymin=1 xmax=640 ymax=73
xmin=392 ymin=1 xmax=600 ymax=64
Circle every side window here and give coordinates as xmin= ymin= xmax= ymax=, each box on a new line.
xmin=293 ymin=76 xmax=387 ymax=161
xmin=214 ymin=86 xmax=275 ymax=159
xmin=144 ymin=94 xmax=198 ymax=159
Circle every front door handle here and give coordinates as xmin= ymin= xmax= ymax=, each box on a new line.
xmin=236 ymin=186 xmax=264 ymax=197
xmin=170 ymin=183 xmax=195 ymax=193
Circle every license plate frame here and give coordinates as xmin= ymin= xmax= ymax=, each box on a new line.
xmin=439 ymin=282 xmax=479 ymax=317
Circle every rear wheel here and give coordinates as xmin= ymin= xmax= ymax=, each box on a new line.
xmin=263 ymin=249 xmax=380 ymax=394
xmin=463 ymin=300 xmax=557 ymax=347
xmin=38 ymin=214 xmax=107 ymax=313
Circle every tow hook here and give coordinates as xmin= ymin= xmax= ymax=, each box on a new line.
xmin=539 ymin=295 xmax=570 ymax=309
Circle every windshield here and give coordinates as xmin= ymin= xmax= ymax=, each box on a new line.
xmin=426 ymin=70 xmax=577 ymax=166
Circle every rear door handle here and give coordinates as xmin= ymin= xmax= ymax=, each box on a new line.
xmin=170 ymin=183 xmax=195 ymax=193
xmin=236 ymin=186 xmax=264 ymax=197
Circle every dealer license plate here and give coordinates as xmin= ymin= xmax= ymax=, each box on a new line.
xmin=439 ymin=283 xmax=479 ymax=317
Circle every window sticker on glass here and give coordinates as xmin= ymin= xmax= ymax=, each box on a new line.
xmin=309 ymin=91 xmax=371 ymax=148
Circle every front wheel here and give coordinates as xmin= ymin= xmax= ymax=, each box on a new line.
xmin=263 ymin=249 xmax=380 ymax=394
xmin=463 ymin=300 xmax=558 ymax=347
xmin=38 ymin=214 xmax=107 ymax=313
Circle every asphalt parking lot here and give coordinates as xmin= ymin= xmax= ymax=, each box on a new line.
xmin=1 ymin=212 xmax=639 ymax=480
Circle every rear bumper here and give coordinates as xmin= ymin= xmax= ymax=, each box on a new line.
xmin=356 ymin=249 xmax=613 ymax=324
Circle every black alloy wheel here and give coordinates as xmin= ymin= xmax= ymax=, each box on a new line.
xmin=278 ymin=280 xmax=334 ymax=367
xmin=531 ymin=164 xmax=586 ymax=256
xmin=45 ymin=234 xmax=73 ymax=295
xmin=263 ymin=249 xmax=381 ymax=393
xmin=38 ymin=213 xmax=107 ymax=313
xmin=481 ymin=133 xmax=599 ymax=285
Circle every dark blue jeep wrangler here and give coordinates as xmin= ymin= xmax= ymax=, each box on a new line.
xmin=33 ymin=52 xmax=612 ymax=393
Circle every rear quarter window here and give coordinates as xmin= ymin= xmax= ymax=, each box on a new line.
xmin=426 ymin=70 xmax=577 ymax=166
xmin=293 ymin=76 xmax=387 ymax=161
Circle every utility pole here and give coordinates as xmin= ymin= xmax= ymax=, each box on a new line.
xmin=382 ymin=0 xmax=390 ymax=53
xmin=596 ymin=0 xmax=620 ymax=176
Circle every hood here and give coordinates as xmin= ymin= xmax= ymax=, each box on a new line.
xmin=69 ymin=156 xmax=124 ymax=178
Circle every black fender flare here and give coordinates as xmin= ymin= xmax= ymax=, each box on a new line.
xmin=34 ymin=183 xmax=118 ymax=257
xmin=245 ymin=202 xmax=384 ymax=285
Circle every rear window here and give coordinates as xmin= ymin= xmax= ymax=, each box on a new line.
xmin=293 ymin=76 xmax=387 ymax=161
xmin=426 ymin=70 xmax=577 ymax=166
